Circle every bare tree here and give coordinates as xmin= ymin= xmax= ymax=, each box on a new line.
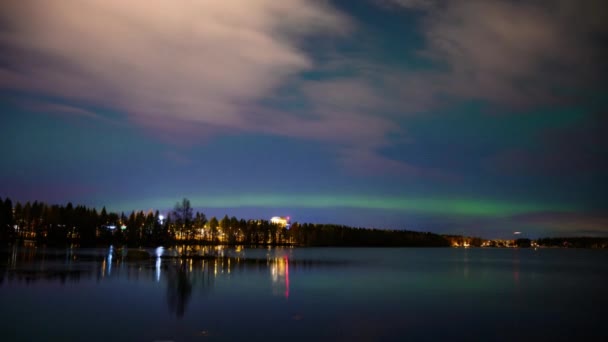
xmin=173 ymin=198 xmax=193 ymax=240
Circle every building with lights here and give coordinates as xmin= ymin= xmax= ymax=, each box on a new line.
xmin=270 ymin=216 xmax=290 ymax=228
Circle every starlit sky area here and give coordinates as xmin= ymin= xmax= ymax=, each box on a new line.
xmin=1 ymin=0 xmax=606 ymax=238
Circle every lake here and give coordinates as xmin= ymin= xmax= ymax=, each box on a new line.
xmin=1 ymin=245 xmax=607 ymax=341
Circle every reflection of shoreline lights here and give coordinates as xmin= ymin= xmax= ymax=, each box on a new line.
xmin=156 ymin=257 xmax=161 ymax=282
xmin=285 ymin=257 xmax=289 ymax=299
xmin=270 ymin=256 xmax=290 ymax=299
xmin=155 ymin=247 xmax=164 ymax=282
xmin=107 ymin=245 xmax=113 ymax=276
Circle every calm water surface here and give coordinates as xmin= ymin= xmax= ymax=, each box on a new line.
xmin=1 ymin=246 xmax=607 ymax=341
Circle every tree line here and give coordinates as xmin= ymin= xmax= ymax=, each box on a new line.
xmin=0 ymin=197 xmax=450 ymax=247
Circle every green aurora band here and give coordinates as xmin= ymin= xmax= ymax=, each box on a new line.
xmin=108 ymin=194 xmax=579 ymax=218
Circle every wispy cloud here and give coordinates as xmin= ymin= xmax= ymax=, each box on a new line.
xmin=0 ymin=1 xmax=349 ymax=134
xmin=1 ymin=0 xmax=605 ymax=178
xmin=0 ymin=0 xmax=428 ymax=176
xmin=17 ymin=100 xmax=122 ymax=126
xmin=382 ymin=0 xmax=607 ymax=107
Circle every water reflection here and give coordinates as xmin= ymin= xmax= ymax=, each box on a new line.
xmin=1 ymin=246 xmax=606 ymax=341
xmin=271 ymin=256 xmax=289 ymax=298
xmin=5 ymin=268 xmax=87 ymax=284
xmin=155 ymin=257 xmax=161 ymax=282
xmin=166 ymin=263 xmax=192 ymax=318
xmin=462 ymin=248 xmax=469 ymax=279
xmin=513 ymin=251 xmax=520 ymax=285
xmin=0 ymin=245 xmax=343 ymax=318
xmin=155 ymin=247 xmax=163 ymax=282
xmin=107 ymin=245 xmax=113 ymax=276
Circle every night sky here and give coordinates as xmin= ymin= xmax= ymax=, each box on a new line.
xmin=1 ymin=0 xmax=606 ymax=238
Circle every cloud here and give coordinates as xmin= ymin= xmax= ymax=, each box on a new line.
xmin=16 ymin=99 xmax=122 ymax=126
xmin=0 ymin=0 xmax=436 ymax=176
xmin=242 ymin=75 xmax=457 ymax=178
xmin=3 ymin=0 xmax=605 ymax=178
xmin=384 ymin=0 xmax=608 ymax=107
xmin=335 ymin=146 xmax=456 ymax=180
xmin=301 ymin=78 xmax=388 ymax=113
xmin=0 ymin=1 xmax=349 ymax=131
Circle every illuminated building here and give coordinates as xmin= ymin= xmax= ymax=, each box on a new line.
xmin=270 ymin=216 xmax=290 ymax=228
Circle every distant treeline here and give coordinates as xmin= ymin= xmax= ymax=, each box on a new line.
xmin=0 ymin=197 xmax=449 ymax=247
xmin=534 ymin=237 xmax=608 ymax=249
xmin=443 ymin=235 xmax=608 ymax=249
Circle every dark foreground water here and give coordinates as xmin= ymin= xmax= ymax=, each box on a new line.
xmin=1 ymin=246 xmax=607 ymax=341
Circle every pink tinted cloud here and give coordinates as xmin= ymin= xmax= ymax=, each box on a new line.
xmin=5 ymin=0 xmax=603 ymax=178
xmin=0 ymin=0 xmax=350 ymax=131
xmin=335 ymin=146 xmax=458 ymax=180
xmin=0 ymin=0 xmax=430 ymax=177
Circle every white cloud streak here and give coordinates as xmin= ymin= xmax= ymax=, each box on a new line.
xmin=4 ymin=0 xmax=603 ymax=177
xmin=0 ymin=0 xmax=440 ymax=176
xmin=0 ymin=0 xmax=349 ymax=130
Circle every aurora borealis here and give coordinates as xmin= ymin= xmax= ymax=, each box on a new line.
xmin=0 ymin=0 xmax=606 ymax=238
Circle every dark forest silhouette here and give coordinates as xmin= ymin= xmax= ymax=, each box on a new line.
xmin=1 ymin=197 xmax=606 ymax=248
xmin=0 ymin=197 xmax=449 ymax=247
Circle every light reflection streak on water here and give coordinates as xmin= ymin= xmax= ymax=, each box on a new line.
xmin=156 ymin=257 xmax=161 ymax=282
xmin=107 ymin=245 xmax=113 ymax=276
xmin=463 ymin=249 xmax=469 ymax=279
xmin=270 ymin=256 xmax=290 ymax=299
xmin=6 ymin=246 xmax=295 ymax=301
xmin=10 ymin=245 xmax=17 ymax=268
xmin=155 ymin=247 xmax=164 ymax=282
xmin=285 ymin=257 xmax=289 ymax=299
xmin=513 ymin=252 xmax=520 ymax=285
